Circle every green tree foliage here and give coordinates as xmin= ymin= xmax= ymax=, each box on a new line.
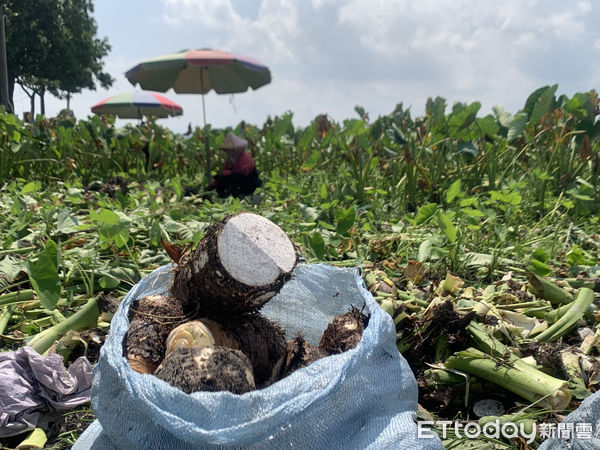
xmin=1 ymin=0 xmax=113 ymax=115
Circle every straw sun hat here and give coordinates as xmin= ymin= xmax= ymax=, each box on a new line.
xmin=219 ymin=132 xmax=247 ymax=151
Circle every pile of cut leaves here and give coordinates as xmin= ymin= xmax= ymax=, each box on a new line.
xmin=365 ymin=262 xmax=600 ymax=449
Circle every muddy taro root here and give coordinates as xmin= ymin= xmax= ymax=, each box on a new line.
xmin=318 ymin=306 xmax=369 ymax=355
xmin=281 ymin=334 xmax=325 ymax=378
xmin=154 ymin=346 xmax=255 ymax=395
xmin=226 ymin=314 xmax=287 ymax=388
xmin=165 ymin=315 xmax=287 ymax=388
xmin=124 ymin=295 xmax=184 ymax=374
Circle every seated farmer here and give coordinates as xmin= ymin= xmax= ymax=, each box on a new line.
xmin=209 ymin=132 xmax=262 ymax=198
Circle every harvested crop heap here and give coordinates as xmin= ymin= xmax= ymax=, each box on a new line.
xmin=367 ymin=265 xmax=600 ymax=445
xmin=124 ymin=213 xmax=369 ymax=394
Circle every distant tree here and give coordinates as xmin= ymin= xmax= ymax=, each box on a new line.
xmin=1 ymin=0 xmax=113 ymax=116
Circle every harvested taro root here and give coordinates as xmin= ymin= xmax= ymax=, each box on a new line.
xmin=164 ymin=315 xmax=287 ymax=388
xmin=164 ymin=320 xmax=215 ymax=357
xmin=228 ymin=314 xmax=287 ymax=388
xmin=124 ymin=214 xmax=369 ymax=395
xmin=319 ymin=306 xmax=369 ymax=355
xmin=154 ymin=346 xmax=255 ymax=395
xmin=170 ymin=212 xmax=298 ymax=318
xmin=124 ymin=295 xmax=185 ymax=374
xmin=281 ymin=334 xmax=325 ymax=378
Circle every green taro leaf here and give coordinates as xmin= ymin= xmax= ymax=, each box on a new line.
xmin=25 ymin=240 xmax=61 ymax=310
xmin=437 ymin=211 xmax=457 ymax=243
xmin=302 ymin=150 xmax=321 ymax=170
xmin=336 ymin=205 xmax=356 ymax=236
xmin=91 ymin=209 xmax=131 ymax=248
xmin=448 ymin=102 xmax=481 ymax=138
xmin=527 ymin=260 xmax=552 ymax=277
xmin=99 ymin=275 xmax=120 ymax=290
xmin=446 ymin=179 xmax=462 ymax=203
xmin=297 ymin=126 xmax=315 ymax=151
xmin=507 ymin=113 xmax=527 ymax=141
xmin=309 ymin=231 xmax=325 ymax=260
xmin=56 ymin=209 xmax=79 ymax=234
xmin=528 ymin=84 xmax=558 ymax=125
xmin=90 ymin=208 xmax=119 ymax=225
xmin=493 ymin=105 xmax=513 ymax=128
xmin=0 ymin=256 xmax=27 ymax=287
xmin=415 ymin=203 xmax=438 ymax=225
xmin=150 ymin=220 xmax=162 ymax=247
xmin=456 ymin=142 xmax=479 ymax=159
xmin=387 ymin=123 xmax=407 ymax=145
xmin=418 ymin=239 xmax=433 ymax=262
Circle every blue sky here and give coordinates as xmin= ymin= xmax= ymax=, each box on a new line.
xmin=11 ymin=0 xmax=600 ymax=133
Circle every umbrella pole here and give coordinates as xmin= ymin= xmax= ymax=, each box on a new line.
xmin=201 ymin=71 xmax=210 ymax=182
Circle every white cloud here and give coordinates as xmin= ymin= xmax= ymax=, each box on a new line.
xmin=160 ymin=0 xmax=300 ymax=63
xmin=161 ymin=0 xmax=240 ymax=28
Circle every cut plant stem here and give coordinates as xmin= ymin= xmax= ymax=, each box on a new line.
xmin=564 ymin=278 xmax=600 ymax=292
xmin=0 ymin=289 xmax=34 ymax=307
xmin=467 ymin=321 xmax=572 ymax=403
xmin=0 ymin=247 xmax=36 ymax=257
xmin=526 ymin=271 xmax=573 ymax=305
xmin=535 ymin=288 xmax=594 ymax=343
xmin=0 ymin=305 xmax=14 ymax=335
xmin=27 ymin=297 xmax=99 ymax=355
xmin=495 ymin=301 xmax=547 ymax=310
xmin=16 ymin=427 xmax=47 ymax=449
xmin=445 ymin=347 xmax=571 ymax=411
xmin=544 ymin=302 xmax=575 ymax=323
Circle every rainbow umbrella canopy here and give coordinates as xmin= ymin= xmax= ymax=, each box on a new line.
xmin=91 ymin=91 xmax=183 ymax=119
xmin=125 ymin=49 xmax=271 ymax=178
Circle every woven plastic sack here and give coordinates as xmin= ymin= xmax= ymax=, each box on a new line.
xmin=538 ymin=390 xmax=600 ymax=449
xmin=73 ymin=263 xmax=443 ymax=449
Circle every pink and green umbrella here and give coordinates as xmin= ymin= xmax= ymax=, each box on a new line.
xmin=125 ymin=49 xmax=271 ymax=95
xmin=125 ymin=49 xmax=271 ymax=178
xmin=91 ymin=91 xmax=183 ymax=119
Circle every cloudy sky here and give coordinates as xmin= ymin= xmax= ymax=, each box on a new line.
xmin=11 ymin=0 xmax=600 ymax=133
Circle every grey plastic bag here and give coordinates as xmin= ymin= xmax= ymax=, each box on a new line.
xmin=73 ymin=263 xmax=442 ymax=449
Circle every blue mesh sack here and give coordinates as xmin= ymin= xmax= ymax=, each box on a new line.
xmin=73 ymin=263 xmax=443 ymax=449
xmin=538 ymin=391 xmax=600 ymax=449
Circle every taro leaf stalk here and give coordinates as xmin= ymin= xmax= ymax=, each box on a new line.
xmin=17 ymin=427 xmax=47 ymax=449
xmin=0 ymin=289 xmax=34 ymax=307
xmin=465 ymin=321 xmax=573 ymax=409
xmin=565 ymin=278 xmax=600 ymax=292
xmin=0 ymin=305 xmax=14 ymax=335
xmin=445 ymin=347 xmax=572 ymax=411
xmin=27 ymin=297 xmax=98 ymax=355
xmin=526 ymin=271 xmax=573 ymax=305
xmin=534 ymin=288 xmax=594 ymax=343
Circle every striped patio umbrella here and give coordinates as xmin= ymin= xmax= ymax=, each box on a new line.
xmin=125 ymin=49 xmax=271 ymax=178
xmin=91 ymin=92 xmax=183 ymax=119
